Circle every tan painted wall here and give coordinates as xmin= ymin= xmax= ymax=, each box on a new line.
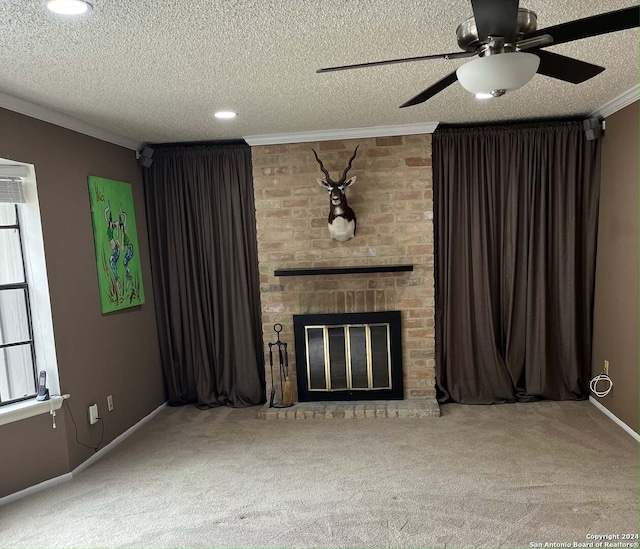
xmin=252 ymin=135 xmax=435 ymax=401
xmin=592 ymin=102 xmax=639 ymax=434
xmin=0 ymin=108 xmax=165 ymax=498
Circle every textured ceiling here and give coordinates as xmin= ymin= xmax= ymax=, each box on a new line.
xmin=0 ymin=0 xmax=637 ymax=143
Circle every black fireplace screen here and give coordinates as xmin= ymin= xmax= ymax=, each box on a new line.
xmin=293 ymin=311 xmax=403 ymax=401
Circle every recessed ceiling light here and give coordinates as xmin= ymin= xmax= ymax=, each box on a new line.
xmin=475 ymin=93 xmax=493 ymax=100
xmin=45 ymin=0 xmax=93 ymax=15
xmin=214 ymin=111 xmax=237 ymax=120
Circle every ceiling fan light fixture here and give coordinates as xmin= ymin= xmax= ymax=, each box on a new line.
xmin=45 ymin=0 xmax=93 ymax=15
xmin=457 ymin=52 xmax=540 ymax=97
xmin=475 ymin=93 xmax=493 ymax=99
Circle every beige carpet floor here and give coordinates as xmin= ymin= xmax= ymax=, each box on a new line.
xmin=1 ymin=401 xmax=638 ymax=548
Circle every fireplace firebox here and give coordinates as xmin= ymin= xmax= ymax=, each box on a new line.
xmin=293 ymin=311 xmax=403 ymax=402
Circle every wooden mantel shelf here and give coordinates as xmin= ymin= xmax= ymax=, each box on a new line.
xmin=274 ymin=264 xmax=414 ymax=277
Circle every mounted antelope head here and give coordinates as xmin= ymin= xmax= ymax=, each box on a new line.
xmin=312 ymin=146 xmax=359 ymax=242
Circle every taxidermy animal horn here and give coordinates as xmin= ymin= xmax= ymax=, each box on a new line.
xmin=338 ymin=146 xmax=359 ymax=184
xmin=311 ymin=148 xmax=333 ymax=183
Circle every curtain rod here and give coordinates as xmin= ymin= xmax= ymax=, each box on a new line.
xmin=148 ymin=139 xmax=248 ymax=149
xmin=437 ymin=115 xmax=585 ymax=131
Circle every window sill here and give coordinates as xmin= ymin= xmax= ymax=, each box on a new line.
xmin=0 ymin=395 xmax=66 ymax=427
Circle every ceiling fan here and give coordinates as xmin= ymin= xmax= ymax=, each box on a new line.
xmin=316 ymin=1 xmax=640 ymax=107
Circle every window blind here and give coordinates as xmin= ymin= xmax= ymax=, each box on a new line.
xmin=0 ymin=179 xmax=26 ymax=203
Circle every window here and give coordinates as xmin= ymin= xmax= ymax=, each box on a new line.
xmin=0 ymin=161 xmax=61 ymax=424
xmin=0 ymin=191 xmax=38 ymax=405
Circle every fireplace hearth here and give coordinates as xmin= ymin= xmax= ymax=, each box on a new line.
xmin=293 ymin=311 xmax=403 ymax=402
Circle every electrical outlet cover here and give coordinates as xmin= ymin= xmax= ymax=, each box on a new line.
xmin=88 ymin=404 xmax=99 ymax=425
xmin=107 ymin=395 xmax=114 ymax=412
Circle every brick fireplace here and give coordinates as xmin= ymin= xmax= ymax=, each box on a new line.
xmin=251 ymin=134 xmax=436 ymax=409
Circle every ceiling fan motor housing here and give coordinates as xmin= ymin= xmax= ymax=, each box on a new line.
xmin=456 ymin=8 xmax=538 ymax=53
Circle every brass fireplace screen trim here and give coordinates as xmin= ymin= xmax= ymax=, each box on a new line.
xmin=304 ymin=323 xmax=392 ymax=391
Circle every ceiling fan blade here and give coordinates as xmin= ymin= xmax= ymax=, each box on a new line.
xmin=316 ymin=51 xmax=474 ymax=73
xmin=535 ymin=50 xmax=605 ymax=84
xmin=471 ymin=0 xmax=520 ymax=43
xmin=517 ymin=34 xmax=553 ymax=50
xmin=400 ymin=71 xmax=458 ymax=108
xmin=525 ymin=6 xmax=640 ymax=47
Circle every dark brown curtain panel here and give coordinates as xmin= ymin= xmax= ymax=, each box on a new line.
xmin=433 ymin=121 xmax=600 ymax=404
xmin=143 ymin=145 xmax=265 ymax=407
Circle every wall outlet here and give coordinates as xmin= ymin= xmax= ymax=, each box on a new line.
xmin=88 ymin=404 xmax=99 ymax=425
xmin=107 ymin=395 xmax=114 ymax=412
xmin=604 ymin=360 xmax=609 ymax=375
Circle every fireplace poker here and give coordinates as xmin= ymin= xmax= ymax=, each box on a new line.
xmin=278 ymin=343 xmax=285 ymax=398
xmin=282 ymin=342 xmax=294 ymax=406
xmin=268 ymin=338 xmax=276 ymax=408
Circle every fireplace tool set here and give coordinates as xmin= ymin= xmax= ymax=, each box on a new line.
xmin=268 ymin=323 xmax=294 ymax=408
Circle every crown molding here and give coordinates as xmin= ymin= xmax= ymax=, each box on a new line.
xmin=590 ymin=85 xmax=639 ymax=119
xmin=0 ymin=91 xmax=142 ymax=151
xmin=244 ymin=122 xmax=440 ymax=146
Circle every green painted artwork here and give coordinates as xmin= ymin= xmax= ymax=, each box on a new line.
xmin=88 ymin=176 xmax=145 ymax=313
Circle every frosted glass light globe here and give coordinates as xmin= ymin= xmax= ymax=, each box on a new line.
xmin=457 ymin=52 xmax=540 ymax=96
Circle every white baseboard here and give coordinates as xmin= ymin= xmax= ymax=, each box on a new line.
xmin=0 ymin=401 xmax=167 ymax=506
xmin=73 ymin=402 xmax=166 ymax=476
xmin=589 ymin=396 xmax=640 ymax=443
xmin=0 ymin=473 xmax=72 ymax=507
